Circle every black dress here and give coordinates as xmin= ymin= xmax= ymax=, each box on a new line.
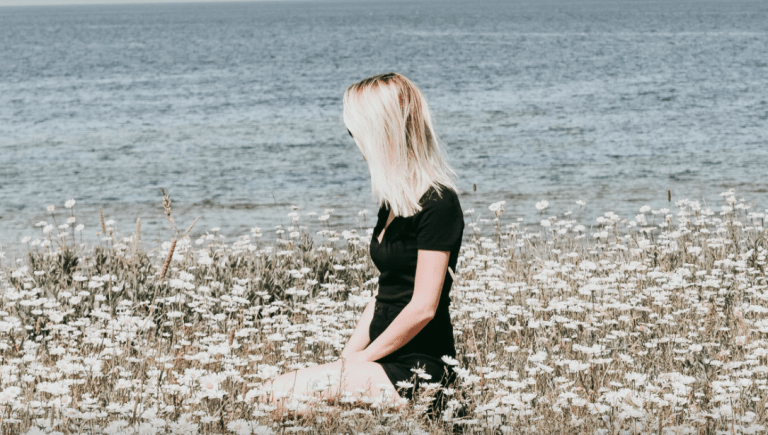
xmin=367 ymin=184 xmax=465 ymax=410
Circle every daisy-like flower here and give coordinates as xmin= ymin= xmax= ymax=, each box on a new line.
xmin=489 ymin=201 xmax=505 ymax=212
xmin=199 ymin=374 xmax=227 ymax=400
xmin=395 ymin=380 xmax=414 ymax=389
xmin=535 ymin=200 xmax=549 ymax=211
xmin=410 ymin=367 xmax=431 ymax=380
xmin=441 ymin=355 xmax=459 ymax=366
xmin=65 ymin=199 xmax=76 ymax=208
xmin=227 ymin=419 xmax=252 ymax=435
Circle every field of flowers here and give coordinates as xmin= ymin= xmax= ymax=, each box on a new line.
xmin=1 ymin=190 xmax=767 ymax=434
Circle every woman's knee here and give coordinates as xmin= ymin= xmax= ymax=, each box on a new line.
xmin=260 ymin=362 xmax=342 ymax=400
xmin=257 ymin=361 xmax=399 ymax=407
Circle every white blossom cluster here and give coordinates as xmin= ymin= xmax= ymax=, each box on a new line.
xmin=0 ymin=190 xmax=766 ymax=434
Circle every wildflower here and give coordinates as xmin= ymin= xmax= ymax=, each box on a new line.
xmin=441 ymin=355 xmax=459 ymax=366
xmin=227 ymin=419 xmax=252 ymax=435
xmin=489 ymin=201 xmax=506 ymax=212
xmin=528 ymin=351 xmax=547 ymax=362
xmin=47 ymin=204 xmax=55 ymax=212
xmin=410 ymin=367 xmax=432 ymax=380
xmin=253 ymin=426 xmax=276 ymax=435
xmin=535 ymin=200 xmax=549 ymax=211
xmin=65 ymin=199 xmax=76 ymax=208
xmin=199 ymin=374 xmax=227 ymax=399
xmin=625 ymin=372 xmax=647 ymax=385
xmin=318 ymin=214 xmax=330 ymax=221
xmin=395 ymin=380 xmax=414 ymax=389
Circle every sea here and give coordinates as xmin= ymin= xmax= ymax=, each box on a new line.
xmin=1 ymin=0 xmax=767 ymax=257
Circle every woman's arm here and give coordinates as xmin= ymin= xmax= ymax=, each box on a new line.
xmin=340 ymin=292 xmax=377 ymax=357
xmin=352 ymin=249 xmax=449 ymax=363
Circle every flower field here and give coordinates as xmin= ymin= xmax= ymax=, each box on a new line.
xmin=1 ymin=190 xmax=767 ymax=434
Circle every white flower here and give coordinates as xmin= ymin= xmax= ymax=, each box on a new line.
xmin=441 ymin=355 xmax=459 ymax=366
xmin=253 ymin=425 xmax=275 ymax=435
xmin=46 ymin=204 xmax=55 ymax=212
xmin=540 ymin=219 xmax=551 ymax=227
xmin=535 ymin=200 xmax=549 ymax=211
xmin=318 ymin=214 xmax=330 ymax=221
xmin=227 ymin=419 xmax=252 ymax=435
xmin=572 ymin=397 xmax=588 ymax=407
xmin=489 ymin=201 xmax=506 ymax=212
xmin=199 ymin=374 xmax=227 ymax=399
xmin=395 ymin=380 xmax=414 ymax=389
xmin=625 ymin=372 xmax=647 ymax=384
xmin=65 ymin=199 xmax=76 ymax=208
xmin=410 ymin=367 xmax=432 ymax=380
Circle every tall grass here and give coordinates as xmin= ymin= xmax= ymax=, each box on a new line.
xmin=1 ymin=190 xmax=766 ymax=434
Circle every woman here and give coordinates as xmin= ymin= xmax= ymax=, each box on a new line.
xmin=265 ymin=72 xmax=464 ymax=417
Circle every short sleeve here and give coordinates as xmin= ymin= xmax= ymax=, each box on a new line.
xmin=414 ymin=189 xmax=465 ymax=251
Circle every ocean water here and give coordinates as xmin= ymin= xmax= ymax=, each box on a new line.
xmin=1 ymin=0 xmax=767 ymax=255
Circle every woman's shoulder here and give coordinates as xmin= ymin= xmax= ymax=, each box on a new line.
xmin=413 ymin=184 xmax=465 ymax=250
xmin=420 ymin=184 xmax=459 ymax=206
xmin=417 ymin=184 xmax=462 ymax=217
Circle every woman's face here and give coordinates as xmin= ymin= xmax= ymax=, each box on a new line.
xmin=347 ymin=127 xmax=367 ymax=161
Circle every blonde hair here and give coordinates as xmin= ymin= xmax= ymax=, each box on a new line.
xmin=343 ymin=72 xmax=459 ymax=217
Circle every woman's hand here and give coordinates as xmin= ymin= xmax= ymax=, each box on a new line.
xmin=341 ymin=296 xmax=377 ymax=357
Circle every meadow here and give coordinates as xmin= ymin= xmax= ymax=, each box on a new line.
xmin=1 ymin=189 xmax=767 ymax=435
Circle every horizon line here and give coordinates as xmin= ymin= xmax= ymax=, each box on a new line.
xmin=0 ymin=0 xmax=318 ymax=6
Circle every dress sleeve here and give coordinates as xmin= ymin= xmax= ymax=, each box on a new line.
xmin=414 ymin=190 xmax=465 ymax=252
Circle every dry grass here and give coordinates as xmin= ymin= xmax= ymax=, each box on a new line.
xmin=1 ymin=190 xmax=767 ymax=434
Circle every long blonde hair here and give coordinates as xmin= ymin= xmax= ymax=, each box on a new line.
xmin=343 ymin=72 xmax=459 ymax=217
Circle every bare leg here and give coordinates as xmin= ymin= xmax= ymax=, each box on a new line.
xmin=260 ymin=359 xmax=406 ymax=417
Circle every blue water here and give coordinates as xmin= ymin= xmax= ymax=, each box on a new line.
xmin=1 ymin=0 xmax=767 ymax=254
